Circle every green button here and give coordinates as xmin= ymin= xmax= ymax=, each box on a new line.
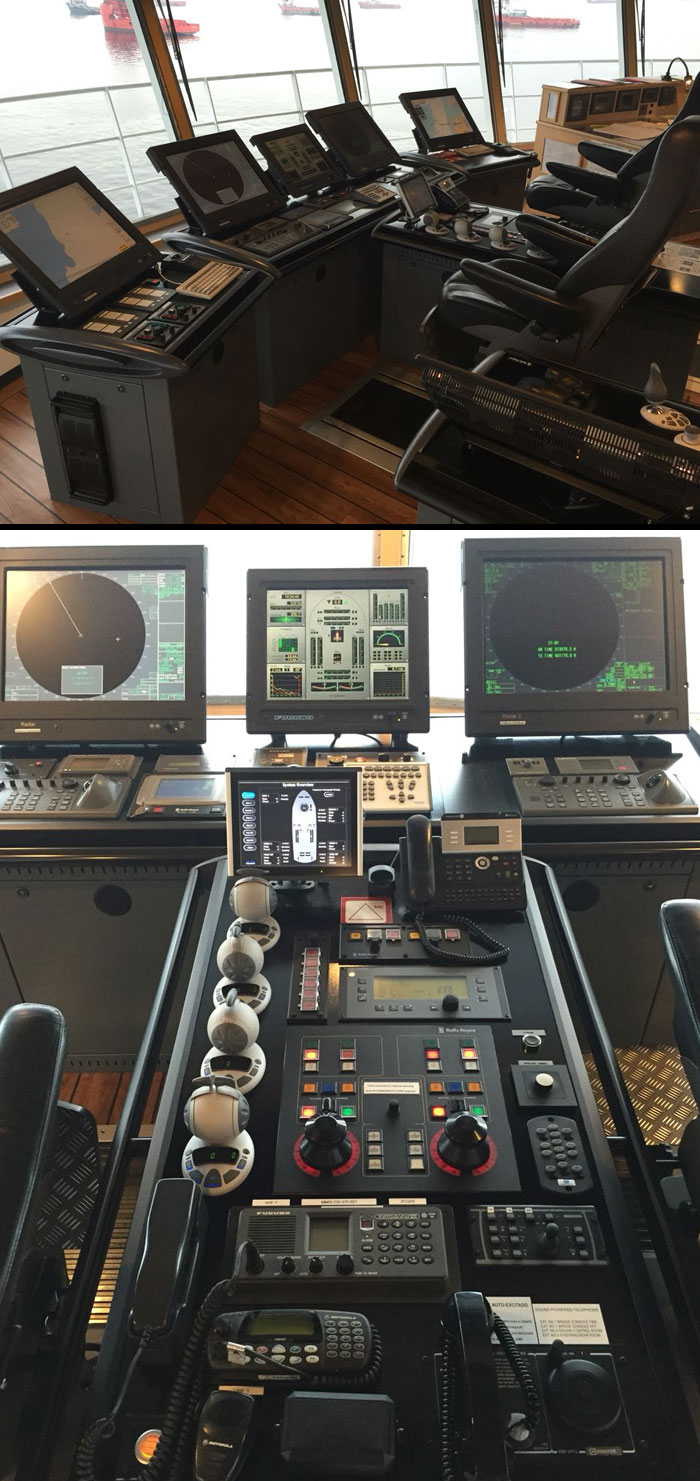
xmin=423 ymin=1039 xmax=439 ymax=1049
xmin=341 ymin=1038 xmax=355 ymax=1049
xmin=460 ymin=1037 xmax=476 ymax=1048
xmin=471 ymin=1105 xmax=486 ymax=1118
xmin=340 ymin=1105 xmax=356 ymax=1118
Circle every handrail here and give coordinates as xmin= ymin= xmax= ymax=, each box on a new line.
xmin=15 ymin=859 xmax=216 ymax=1481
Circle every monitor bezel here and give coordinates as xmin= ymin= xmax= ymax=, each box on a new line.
xmin=147 ymin=128 xmax=286 ymax=237
xmin=226 ymin=765 xmax=363 ymax=879
xmin=250 ymin=122 xmax=343 ymax=198
xmin=0 ymin=545 xmax=207 ymax=744
xmin=462 ymin=536 xmax=688 ymax=738
xmin=395 ymin=170 xmax=436 ymax=220
xmin=245 ymin=566 xmax=430 ymax=738
xmin=305 ymin=103 xmax=402 ymax=181
xmin=0 ymin=167 xmax=159 ymax=321
xmin=398 ymin=87 xmax=486 ymax=152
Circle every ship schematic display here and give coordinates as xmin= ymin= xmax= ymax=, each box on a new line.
xmin=265 ymin=586 xmax=410 ymax=705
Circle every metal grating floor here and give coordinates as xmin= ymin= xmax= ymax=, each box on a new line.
xmin=584 ymin=1045 xmax=696 ymax=1145
xmin=63 ymin=1162 xmax=141 ymax=1328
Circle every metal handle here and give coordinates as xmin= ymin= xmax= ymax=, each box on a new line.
xmin=0 ymin=324 xmax=186 ymax=378
xmin=161 ymin=231 xmax=282 ymax=280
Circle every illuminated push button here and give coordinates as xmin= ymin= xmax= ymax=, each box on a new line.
xmin=429 ymin=1081 xmax=445 ymax=1093
xmin=300 ymin=1106 xmax=316 ymax=1119
xmin=425 ymin=1049 xmax=441 ymax=1062
xmin=340 ymin=1081 xmax=356 ymax=1093
xmin=430 ymin=1105 xmax=447 ymax=1119
xmin=134 ymin=1431 xmax=161 ymax=1465
xmin=461 ymin=1048 xmax=478 ymax=1062
xmin=467 ymin=1082 xmax=483 ymax=1094
xmin=303 ymin=1049 xmax=319 ymax=1063
xmin=302 ymin=1082 xmax=317 ymax=1094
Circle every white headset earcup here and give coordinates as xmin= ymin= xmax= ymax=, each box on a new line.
xmin=207 ymin=996 xmax=260 ymax=1054
xmin=184 ymin=1082 xmax=250 ymax=1142
xmin=229 ymin=876 xmax=278 ymax=920
xmin=216 ymin=931 xmax=265 ymax=981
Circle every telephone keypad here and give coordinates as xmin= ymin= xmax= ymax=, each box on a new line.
xmin=528 ymin=1115 xmax=594 ymax=1194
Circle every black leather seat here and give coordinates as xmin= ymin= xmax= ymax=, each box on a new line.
xmin=526 ymin=72 xmax=700 ymax=233
xmin=659 ymin=901 xmax=700 ymax=1209
xmin=424 ymin=114 xmax=700 ymax=371
xmin=0 ymin=1001 xmax=66 ymax=1381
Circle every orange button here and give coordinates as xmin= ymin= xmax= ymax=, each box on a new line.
xmin=467 ymin=1081 xmax=482 ymax=1093
xmin=340 ymin=1081 xmax=356 ymax=1093
xmin=430 ymin=1105 xmax=447 ymax=1119
xmin=425 ymin=1049 xmax=440 ymax=1061
xmin=428 ymin=1081 xmax=444 ymax=1093
xmin=349 ymin=931 xmax=362 ymax=940
xmin=135 ymin=1430 xmax=161 ymax=1465
xmin=300 ymin=1105 xmax=316 ymax=1119
xmin=302 ymin=1081 xmax=317 ymax=1093
xmin=303 ymin=1049 xmax=319 ymax=1061
xmin=409 ymin=931 xmax=420 ymax=940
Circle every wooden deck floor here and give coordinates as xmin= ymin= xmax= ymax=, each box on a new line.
xmin=0 ymin=338 xmax=418 ymax=526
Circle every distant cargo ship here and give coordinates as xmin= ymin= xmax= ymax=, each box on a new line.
xmin=100 ymin=1 xmax=199 ymax=35
xmin=279 ymin=2 xmax=320 ymax=13
xmin=501 ymin=11 xmax=580 ymax=24
xmin=67 ymin=1 xmax=100 ymax=14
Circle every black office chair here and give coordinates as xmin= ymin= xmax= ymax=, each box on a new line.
xmin=0 ymin=1003 xmax=100 ymax=1477
xmin=422 ymin=114 xmax=700 ymax=372
xmin=525 ymin=72 xmax=700 ymax=234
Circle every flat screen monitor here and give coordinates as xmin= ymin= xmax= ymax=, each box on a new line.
xmin=0 ymin=168 xmax=158 ymax=320
xmin=0 ymin=546 xmax=207 ymax=744
xmin=399 ymin=88 xmax=486 ymax=151
xmin=462 ymin=537 xmax=688 ymax=737
xmin=245 ymin=567 xmax=430 ymax=741
xmin=615 ymin=88 xmax=641 ymax=113
xmin=395 ymin=171 xmax=435 ymax=220
xmin=147 ymin=129 xmax=285 ymax=237
xmin=251 ymin=123 xmax=343 ymax=198
xmin=226 ymin=766 xmax=362 ymax=878
xmin=305 ymin=103 xmax=401 ymax=182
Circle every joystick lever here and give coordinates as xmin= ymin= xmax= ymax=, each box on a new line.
xmin=299 ymin=1096 xmax=353 ymax=1172
xmin=437 ymin=1110 xmax=490 ymax=1172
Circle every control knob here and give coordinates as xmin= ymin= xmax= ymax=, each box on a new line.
xmin=534 ymin=1072 xmax=555 ymax=1094
xmin=335 ymin=1254 xmax=354 ymax=1275
xmin=522 ymin=1033 xmax=542 ymax=1053
xmin=280 ymin=1257 xmax=296 ymax=1275
xmin=308 ymin=1256 xmax=324 ymax=1274
xmin=437 ymin=1110 xmax=490 ymax=1171
xmin=299 ymin=1097 xmax=353 ymax=1172
xmin=441 ymin=993 xmax=459 ymax=1013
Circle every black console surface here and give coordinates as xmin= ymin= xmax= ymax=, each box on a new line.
xmin=84 ymin=858 xmax=700 ymax=1481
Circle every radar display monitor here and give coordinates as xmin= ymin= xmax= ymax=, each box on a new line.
xmin=0 ymin=546 xmax=206 ymax=744
xmin=398 ymin=88 xmax=486 ymax=152
xmin=226 ymin=766 xmax=362 ymax=878
xmin=147 ymin=129 xmax=285 ymax=238
xmin=305 ymin=103 xmax=401 ymax=182
xmin=0 ymin=168 xmax=158 ymax=320
xmin=462 ymin=537 xmax=688 ymax=738
xmin=245 ymin=567 xmax=429 ymax=743
xmin=251 ymin=123 xmax=343 ymax=198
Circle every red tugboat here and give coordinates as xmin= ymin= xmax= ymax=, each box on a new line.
xmin=100 ymin=1 xmax=199 ymax=35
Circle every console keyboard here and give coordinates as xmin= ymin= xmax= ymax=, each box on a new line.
xmin=177 ymin=259 xmax=245 ymax=299
xmin=361 ymin=761 xmax=431 ymax=814
xmin=352 ymin=182 xmax=396 ymax=206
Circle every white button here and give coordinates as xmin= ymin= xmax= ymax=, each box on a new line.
xmin=306 ymin=1354 xmax=320 ymax=1364
xmin=304 ymin=1344 xmax=318 ymax=1353
xmin=289 ymin=1356 xmax=303 ymax=1364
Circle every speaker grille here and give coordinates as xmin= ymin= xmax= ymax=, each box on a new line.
xmin=248 ymin=1212 xmax=298 ymax=1252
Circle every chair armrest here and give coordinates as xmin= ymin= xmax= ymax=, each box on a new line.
xmin=516 ymin=214 xmax=594 ymax=268
xmin=457 ymin=259 xmax=585 ymax=332
xmin=578 ymin=140 xmax=633 ymax=172
xmin=545 ymin=161 xmax=597 ymax=191
xmin=548 ymin=162 xmax=631 ymax=203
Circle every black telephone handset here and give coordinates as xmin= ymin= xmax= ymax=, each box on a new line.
xmin=404 ymin=812 xmax=435 ymax=908
xmin=442 ymin=1292 xmax=509 ymax=1481
xmin=442 ymin=1293 xmax=539 ymax=1479
xmin=130 ymin=1178 xmax=205 ymax=1345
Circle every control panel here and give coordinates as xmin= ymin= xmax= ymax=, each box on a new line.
xmin=129 ymin=771 xmax=226 ymax=818
xmin=229 ymin=1203 xmax=456 ymax=1299
xmin=340 ymin=923 xmax=488 ymax=965
xmin=512 ymin=755 xmax=697 ymax=816
xmin=277 ymin=1023 xmax=519 ymax=1195
xmin=468 ymin=1204 xmax=607 ymax=1264
xmin=315 ymin=752 xmax=432 ymax=816
xmin=339 ymin=962 xmax=509 ymax=1021
xmin=79 ymin=260 xmax=245 ymax=351
xmin=0 ymin=772 xmax=130 ymax=818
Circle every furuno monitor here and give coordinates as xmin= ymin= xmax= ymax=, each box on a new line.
xmin=399 ymin=88 xmax=486 ymax=152
xmin=0 ymin=168 xmax=158 ymax=321
xmin=245 ymin=567 xmax=430 ymax=744
xmin=305 ymin=103 xmax=401 ymax=182
xmin=226 ymin=767 xmax=362 ymax=878
xmin=0 ymin=546 xmax=207 ymax=744
xmin=251 ymin=123 xmax=343 ymax=199
xmin=462 ymin=537 xmax=688 ymax=738
xmin=147 ymin=129 xmax=286 ymax=238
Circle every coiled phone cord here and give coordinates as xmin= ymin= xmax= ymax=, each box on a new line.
xmin=439 ymin=1311 xmax=540 ymax=1481
xmin=414 ymin=911 xmax=509 ymax=967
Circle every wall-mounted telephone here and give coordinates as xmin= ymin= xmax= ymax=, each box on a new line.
xmin=208 ymin=1308 xmax=378 ymax=1382
xmin=430 ymin=175 xmax=472 ymax=214
xmin=402 ymin=813 xmax=526 ymax=913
